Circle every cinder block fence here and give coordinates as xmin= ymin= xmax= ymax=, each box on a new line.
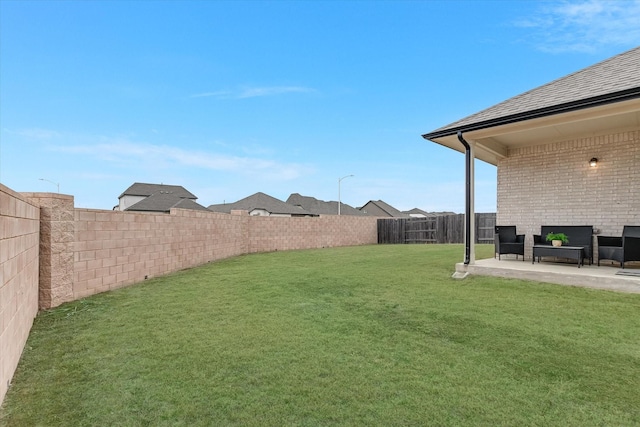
xmin=0 ymin=184 xmax=378 ymax=403
xmin=1 ymin=185 xmax=40 ymax=404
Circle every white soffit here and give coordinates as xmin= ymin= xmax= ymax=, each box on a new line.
xmin=431 ymin=97 xmax=640 ymax=166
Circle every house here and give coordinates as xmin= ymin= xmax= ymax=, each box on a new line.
xmin=422 ymin=46 xmax=640 ymax=268
xmin=286 ymin=193 xmax=370 ymax=216
xmin=404 ymin=208 xmax=456 ymax=218
xmin=208 ymin=192 xmax=317 ymax=217
xmin=116 ymin=182 xmax=209 ymax=213
xmin=359 ymin=200 xmax=409 ymax=218
xmin=404 ymin=208 xmax=430 ymax=218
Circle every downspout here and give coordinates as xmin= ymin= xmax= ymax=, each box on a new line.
xmin=457 ymin=131 xmax=471 ymax=265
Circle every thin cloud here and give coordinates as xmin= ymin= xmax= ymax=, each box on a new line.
xmin=191 ymin=85 xmax=316 ymax=99
xmin=513 ymin=0 xmax=640 ymax=53
xmin=237 ymin=86 xmax=315 ymax=98
xmin=5 ymin=128 xmax=62 ymax=140
xmin=190 ymin=90 xmax=233 ymax=98
xmin=53 ymin=139 xmax=307 ymax=181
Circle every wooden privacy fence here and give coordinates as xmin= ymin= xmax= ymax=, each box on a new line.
xmin=377 ymin=213 xmax=496 ymax=244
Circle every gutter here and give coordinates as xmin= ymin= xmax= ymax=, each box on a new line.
xmin=457 ymin=131 xmax=471 ymax=265
xmin=422 ymin=87 xmax=640 ymax=140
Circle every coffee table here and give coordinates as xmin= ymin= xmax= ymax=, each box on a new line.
xmin=532 ymin=245 xmax=585 ymax=268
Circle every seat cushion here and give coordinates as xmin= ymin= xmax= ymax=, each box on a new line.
xmin=599 ymin=246 xmax=623 ymax=263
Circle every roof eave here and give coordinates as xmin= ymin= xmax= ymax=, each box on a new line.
xmin=422 ymin=87 xmax=640 ymax=141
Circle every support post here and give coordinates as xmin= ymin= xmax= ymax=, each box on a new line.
xmin=457 ymin=132 xmax=476 ymax=265
xmin=469 ymin=142 xmax=476 ymax=264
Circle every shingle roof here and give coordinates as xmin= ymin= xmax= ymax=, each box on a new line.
xmin=404 ymin=208 xmax=456 ymax=216
xmin=173 ymin=198 xmax=211 ymax=211
xmin=361 ymin=200 xmax=409 ymax=218
xmin=286 ymin=193 xmax=370 ymax=216
xmin=126 ymin=192 xmax=210 ymax=213
xmin=119 ymin=182 xmax=196 ymax=199
xmin=424 ymin=46 xmax=640 ymax=138
xmin=208 ymin=192 xmax=316 ymax=216
xmin=405 ymin=208 xmax=430 ymax=216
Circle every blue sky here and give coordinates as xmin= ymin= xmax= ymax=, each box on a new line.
xmin=1 ymin=0 xmax=639 ymax=212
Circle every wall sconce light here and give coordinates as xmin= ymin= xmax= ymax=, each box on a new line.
xmin=589 ymin=158 xmax=598 ymax=167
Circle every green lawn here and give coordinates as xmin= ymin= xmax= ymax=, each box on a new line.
xmin=1 ymin=244 xmax=639 ymax=426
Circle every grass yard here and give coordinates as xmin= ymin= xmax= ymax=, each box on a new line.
xmin=1 ymin=244 xmax=639 ymax=426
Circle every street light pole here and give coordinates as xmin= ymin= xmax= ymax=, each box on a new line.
xmin=338 ymin=174 xmax=354 ymax=215
xmin=39 ymin=178 xmax=59 ymax=193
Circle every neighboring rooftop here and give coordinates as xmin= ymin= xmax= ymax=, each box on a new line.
xmin=359 ymin=200 xmax=409 ymax=218
xmin=286 ymin=193 xmax=370 ymax=216
xmin=118 ymin=182 xmax=206 ymax=213
xmin=208 ymin=192 xmax=317 ymax=217
xmin=126 ymin=192 xmax=210 ymax=213
xmin=404 ymin=208 xmax=456 ymax=217
xmin=119 ymin=182 xmax=197 ymax=199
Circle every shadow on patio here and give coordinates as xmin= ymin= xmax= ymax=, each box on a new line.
xmin=460 ymin=257 xmax=640 ymax=293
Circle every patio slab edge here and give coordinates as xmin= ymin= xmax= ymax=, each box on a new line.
xmin=455 ymin=261 xmax=640 ymax=294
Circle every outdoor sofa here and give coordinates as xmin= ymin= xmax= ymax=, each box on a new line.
xmin=533 ymin=225 xmax=594 ymax=267
xmin=597 ymin=226 xmax=640 ymax=268
xmin=494 ymin=225 xmax=525 ymax=260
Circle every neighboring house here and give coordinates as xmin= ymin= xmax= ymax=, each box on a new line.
xmin=404 ymin=208 xmax=456 ymax=218
xmin=286 ymin=193 xmax=370 ymax=216
xmin=208 ymin=192 xmax=317 ymax=217
xmin=422 ymin=46 xmax=640 ymax=264
xmin=117 ymin=183 xmax=209 ymax=213
xmin=359 ymin=200 xmax=409 ymax=218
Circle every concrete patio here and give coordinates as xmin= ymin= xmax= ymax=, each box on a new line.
xmin=457 ymin=256 xmax=640 ymax=294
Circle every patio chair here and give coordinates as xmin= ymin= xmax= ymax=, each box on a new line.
xmin=495 ymin=226 xmax=525 ymax=261
xmin=597 ymin=226 xmax=640 ymax=268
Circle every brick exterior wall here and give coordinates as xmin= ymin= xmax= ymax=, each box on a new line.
xmin=72 ymin=208 xmax=248 ymax=299
xmin=0 ymin=184 xmax=40 ymax=403
xmin=496 ymin=129 xmax=640 ymax=260
xmin=248 ymin=215 xmax=378 ymax=253
xmin=6 ymin=196 xmax=376 ymax=307
xmin=22 ymin=193 xmax=75 ymax=309
xmin=70 ymin=209 xmax=377 ymax=299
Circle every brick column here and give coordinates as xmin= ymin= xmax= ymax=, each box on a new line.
xmin=23 ymin=193 xmax=75 ymax=309
xmin=231 ymin=210 xmax=250 ymax=254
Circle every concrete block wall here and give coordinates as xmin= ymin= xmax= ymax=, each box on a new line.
xmin=67 ymin=204 xmax=377 ymax=303
xmin=247 ymin=215 xmax=378 ymax=253
xmin=0 ymin=184 xmax=40 ymax=403
xmin=22 ymin=193 xmax=75 ymax=309
xmin=0 ymin=187 xmax=378 ymax=405
xmin=496 ymin=129 xmax=640 ymax=260
xmin=72 ymin=208 xmax=248 ymax=300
